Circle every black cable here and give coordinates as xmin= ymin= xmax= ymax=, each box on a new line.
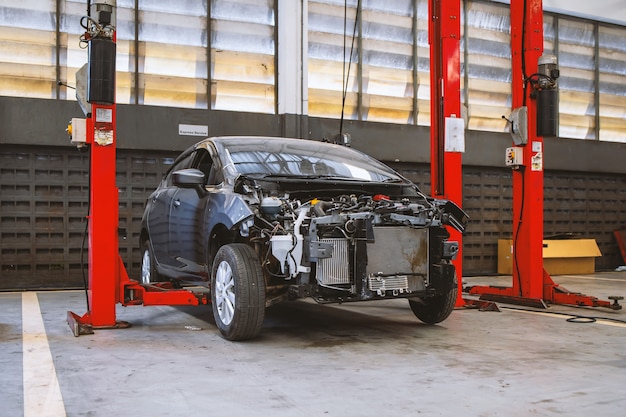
xmin=80 ymin=148 xmax=91 ymax=311
xmin=525 ymin=72 xmax=555 ymax=86
xmin=340 ymin=0 xmax=347 ymax=135
xmin=341 ymin=0 xmax=347 ymax=114
xmin=521 ymin=0 xmax=528 ymax=107
xmin=513 ymin=0 xmax=528 ymax=296
xmin=566 ymin=316 xmax=596 ymax=323
xmin=502 ymin=306 xmax=626 ymax=325
xmin=339 ymin=0 xmax=360 ymax=136
xmin=513 ymin=166 xmax=525 ymax=296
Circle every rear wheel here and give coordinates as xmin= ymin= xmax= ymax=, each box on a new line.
xmin=140 ymin=240 xmax=160 ymax=284
xmin=408 ymin=286 xmax=457 ymax=324
xmin=211 ymin=243 xmax=266 ymax=341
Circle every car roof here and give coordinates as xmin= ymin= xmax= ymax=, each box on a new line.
xmin=201 ymin=136 xmax=327 ymax=148
xmin=195 ymin=135 xmax=365 ymax=159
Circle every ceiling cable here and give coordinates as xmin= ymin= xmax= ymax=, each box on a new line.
xmin=339 ymin=0 xmax=361 ymax=136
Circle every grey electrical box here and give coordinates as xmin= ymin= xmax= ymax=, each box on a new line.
xmin=508 ymin=106 xmax=528 ymax=145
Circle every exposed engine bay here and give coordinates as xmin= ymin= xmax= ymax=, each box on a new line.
xmin=239 ymin=177 xmax=468 ymax=306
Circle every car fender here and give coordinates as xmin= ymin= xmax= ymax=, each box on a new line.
xmin=205 ymin=192 xmax=255 ymax=235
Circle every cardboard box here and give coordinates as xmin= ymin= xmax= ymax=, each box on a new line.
xmin=497 ymin=239 xmax=602 ymax=275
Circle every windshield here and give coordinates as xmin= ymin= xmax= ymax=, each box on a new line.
xmin=218 ymin=138 xmax=406 ymax=183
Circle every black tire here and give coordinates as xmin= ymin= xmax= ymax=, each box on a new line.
xmin=408 ymin=286 xmax=457 ymax=324
xmin=140 ymin=240 xmax=160 ymax=284
xmin=211 ymin=243 xmax=266 ymax=341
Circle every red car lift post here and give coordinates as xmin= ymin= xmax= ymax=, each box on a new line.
xmin=67 ymin=1 xmax=208 ymax=337
xmin=467 ymin=0 xmax=621 ymax=311
xmin=429 ymin=0 xmax=465 ymax=307
xmin=614 ymin=229 xmax=626 ymax=265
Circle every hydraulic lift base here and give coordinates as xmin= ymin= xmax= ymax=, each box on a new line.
xmin=66 ymin=311 xmax=131 ymax=337
xmin=467 ymin=270 xmax=622 ymax=311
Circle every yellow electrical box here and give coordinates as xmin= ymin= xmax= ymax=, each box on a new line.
xmin=498 ymin=239 xmax=602 ymax=275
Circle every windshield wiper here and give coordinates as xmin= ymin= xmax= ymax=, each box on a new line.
xmin=255 ymin=173 xmax=356 ymax=180
xmin=250 ymin=173 xmax=403 ymax=183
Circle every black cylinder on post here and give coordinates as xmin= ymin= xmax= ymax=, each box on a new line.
xmin=536 ymin=88 xmax=558 ymax=138
xmin=87 ymin=38 xmax=116 ymax=105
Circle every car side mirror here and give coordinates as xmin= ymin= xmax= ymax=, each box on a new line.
xmin=172 ymin=168 xmax=206 ymax=196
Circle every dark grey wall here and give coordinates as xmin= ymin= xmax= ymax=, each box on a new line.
xmin=2 ymin=96 xmax=625 ymax=175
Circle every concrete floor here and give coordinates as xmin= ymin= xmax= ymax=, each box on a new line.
xmin=2 ymin=272 xmax=625 ymax=417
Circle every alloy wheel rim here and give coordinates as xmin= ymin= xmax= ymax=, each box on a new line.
xmin=215 ymin=260 xmax=235 ymax=325
xmin=141 ymin=249 xmax=151 ymax=284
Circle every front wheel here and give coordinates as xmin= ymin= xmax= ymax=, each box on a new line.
xmin=408 ymin=286 xmax=457 ymax=324
xmin=140 ymin=240 xmax=161 ymax=284
xmin=211 ymin=244 xmax=266 ymax=341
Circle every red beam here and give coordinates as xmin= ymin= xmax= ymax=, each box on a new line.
xmin=87 ymin=103 xmax=120 ymax=328
xmin=510 ymin=0 xmax=545 ymax=299
xmin=119 ymin=258 xmax=209 ymax=306
xmin=429 ymin=0 xmax=464 ymax=305
xmin=614 ymin=229 xmax=626 ymax=264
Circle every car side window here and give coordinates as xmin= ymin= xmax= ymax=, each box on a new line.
xmin=193 ymin=149 xmax=223 ymax=186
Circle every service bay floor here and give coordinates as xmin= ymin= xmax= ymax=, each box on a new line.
xmin=2 ymin=272 xmax=625 ymax=417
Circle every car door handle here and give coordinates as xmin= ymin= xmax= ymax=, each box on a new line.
xmin=173 ymin=199 xmax=181 ymax=207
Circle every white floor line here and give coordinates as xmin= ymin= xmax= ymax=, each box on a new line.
xmin=22 ymin=292 xmax=67 ymax=417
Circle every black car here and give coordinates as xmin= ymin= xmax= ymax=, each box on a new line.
xmin=140 ymin=136 xmax=468 ymax=340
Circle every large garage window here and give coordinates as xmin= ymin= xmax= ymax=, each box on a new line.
xmin=0 ymin=1 xmax=625 ymax=138
xmin=360 ymin=0 xmax=414 ymax=124
xmin=113 ymin=0 xmax=136 ymax=105
xmin=414 ymin=0 xmax=430 ymax=126
xmin=60 ymin=1 xmax=90 ymax=102
xmin=0 ymin=1 xmax=57 ymax=98
xmin=308 ymin=0 xmax=424 ymax=125
xmin=464 ymin=1 xmax=511 ymax=132
xmin=557 ymin=18 xmax=597 ymax=139
xmin=598 ymin=25 xmax=626 ymax=143
xmin=210 ymin=0 xmax=276 ymax=114
xmin=308 ymin=0 xmax=359 ymax=120
xmin=138 ymin=0 xmax=207 ymax=108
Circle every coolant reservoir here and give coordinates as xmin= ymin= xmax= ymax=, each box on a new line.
xmin=260 ymin=196 xmax=282 ymax=217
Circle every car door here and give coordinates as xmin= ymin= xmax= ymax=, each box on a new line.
xmin=146 ymin=153 xmax=194 ymax=269
xmin=168 ymin=148 xmax=223 ymax=277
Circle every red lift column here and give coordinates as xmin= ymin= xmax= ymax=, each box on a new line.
xmin=67 ymin=2 xmax=211 ymax=336
xmin=429 ymin=0 xmax=464 ymax=306
xmin=465 ymin=0 xmax=546 ymax=305
xmin=67 ymin=2 xmax=126 ymax=333
xmin=87 ymin=103 xmax=122 ymax=328
xmin=467 ymin=0 xmax=621 ymax=310
xmin=511 ymin=0 xmax=544 ymax=299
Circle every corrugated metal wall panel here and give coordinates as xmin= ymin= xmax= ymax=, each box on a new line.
xmin=0 ymin=146 xmax=177 ymax=290
xmin=1 ymin=145 xmax=625 ymax=289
